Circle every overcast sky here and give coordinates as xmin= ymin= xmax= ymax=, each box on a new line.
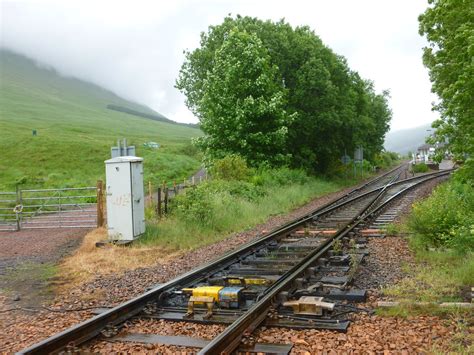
xmin=1 ymin=0 xmax=438 ymax=131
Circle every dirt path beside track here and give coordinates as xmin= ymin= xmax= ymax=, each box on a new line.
xmin=0 ymin=227 xmax=91 ymax=310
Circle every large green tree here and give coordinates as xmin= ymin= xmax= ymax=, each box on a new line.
xmin=177 ymin=16 xmax=392 ymax=172
xmin=419 ymin=0 xmax=474 ymax=166
xmin=192 ymin=29 xmax=293 ymax=166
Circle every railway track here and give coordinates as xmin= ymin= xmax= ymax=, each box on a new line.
xmin=19 ymin=166 xmax=452 ymax=354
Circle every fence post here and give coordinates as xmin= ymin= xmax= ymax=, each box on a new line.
xmin=96 ymin=180 xmax=105 ymax=228
xmin=164 ymin=188 xmax=169 ymax=214
xmin=15 ymin=185 xmax=20 ymax=231
xmin=148 ymin=181 xmax=153 ymax=206
xmin=58 ymin=190 xmax=62 ymax=228
xmin=157 ymin=187 xmax=162 ymax=218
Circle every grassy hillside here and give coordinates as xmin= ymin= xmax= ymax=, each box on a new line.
xmin=384 ymin=123 xmax=432 ymax=155
xmin=0 ymin=50 xmax=202 ymax=190
xmin=106 ymin=104 xmax=199 ymax=129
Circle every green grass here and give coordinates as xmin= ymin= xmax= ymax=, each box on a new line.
xmin=382 ymin=249 xmax=474 ymax=304
xmin=139 ymin=170 xmax=371 ymax=250
xmin=0 ymin=50 xmax=203 ymax=190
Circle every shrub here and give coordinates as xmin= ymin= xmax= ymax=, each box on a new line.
xmin=179 ymin=142 xmax=201 ymax=158
xmin=210 ymin=155 xmax=251 ymax=181
xmin=374 ymin=151 xmax=399 ymax=169
xmin=172 ymin=179 xmax=264 ymax=226
xmin=412 ymin=163 xmax=429 ymax=173
xmin=255 ymin=167 xmax=311 ymax=186
xmin=203 ymin=180 xmax=264 ymax=201
xmin=172 ymin=184 xmax=215 ymax=225
xmin=408 ymin=178 xmax=474 ymax=253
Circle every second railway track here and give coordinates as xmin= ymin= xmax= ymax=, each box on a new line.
xmin=19 ymin=165 xmax=453 ymax=354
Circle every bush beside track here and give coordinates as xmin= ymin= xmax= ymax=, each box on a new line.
xmin=141 ymin=156 xmax=400 ymax=250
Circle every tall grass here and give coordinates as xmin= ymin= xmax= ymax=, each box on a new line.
xmin=140 ymin=168 xmax=361 ymax=250
xmin=383 ymin=249 xmax=474 ymax=304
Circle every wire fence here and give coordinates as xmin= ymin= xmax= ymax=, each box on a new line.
xmin=146 ymin=173 xmax=209 ymax=218
xmin=0 ymin=169 xmax=207 ymax=231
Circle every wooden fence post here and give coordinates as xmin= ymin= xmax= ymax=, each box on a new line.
xmin=148 ymin=181 xmax=153 ymax=206
xmin=157 ymin=187 xmax=162 ymax=218
xmin=96 ymin=180 xmax=105 ymax=228
xmin=164 ymin=188 xmax=169 ymax=214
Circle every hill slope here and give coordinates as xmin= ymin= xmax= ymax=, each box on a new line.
xmin=0 ymin=49 xmax=202 ymax=190
xmin=384 ymin=123 xmax=432 ymax=155
xmin=106 ymin=104 xmax=198 ymax=129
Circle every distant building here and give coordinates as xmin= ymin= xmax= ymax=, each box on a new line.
xmin=416 ymin=143 xmax=435 ymax=162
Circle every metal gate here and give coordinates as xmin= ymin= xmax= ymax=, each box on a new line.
xmin=0 ymin=186 xmax=100 ymax=231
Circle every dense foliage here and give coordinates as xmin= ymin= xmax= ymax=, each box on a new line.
xmin=177 ymin=16 xmax=392 ymax=173
xmin=374 ymin=151 xmax=400 ymax=170
xmin=411 ymin=163 xmax=430 ymax=173
xmin=418 ymin=0 xmax=474 ymax=250
xmin=419 ymin=0 xmax=474 ymax=172
xmin=209 ymin=154 xmax=252 ymax=181
xmin=396 ymin=2 xmax=474 ymax=307
xmin=408 ymin=177 xmax=474 ymax=252
xmin=171 ymin=162 xmax=337 ymax=231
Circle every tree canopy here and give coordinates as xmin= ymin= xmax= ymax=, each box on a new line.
xmin=194 ymin=29 xmax=293 ymax=166
xmin=177 ymin=16 xmax=392 ymax=173
xmin=419 ymin=0 xmax=474 ymax=171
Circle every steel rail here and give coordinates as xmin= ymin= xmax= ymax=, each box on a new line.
xmin=17 ymin=168 xmax=448 ymax=355
xmin=18 ymin=179 xmax=389 ymax=353
xmin=199 ymin=170 xmax=452 ymax=354
xmin=198 ymin=167 xmax=402 ymax=354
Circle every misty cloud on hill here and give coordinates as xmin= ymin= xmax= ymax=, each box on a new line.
xmin=1 ymin=0 xmax=439 ymax=129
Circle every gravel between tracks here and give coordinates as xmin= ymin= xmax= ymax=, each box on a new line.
xmin=1 ymin=173 xmax=458 ymax=353
xmin=354 ymin=177 xmax=447 ymax=292
xmin=82 ymin=314 xmax=457 ymax=354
